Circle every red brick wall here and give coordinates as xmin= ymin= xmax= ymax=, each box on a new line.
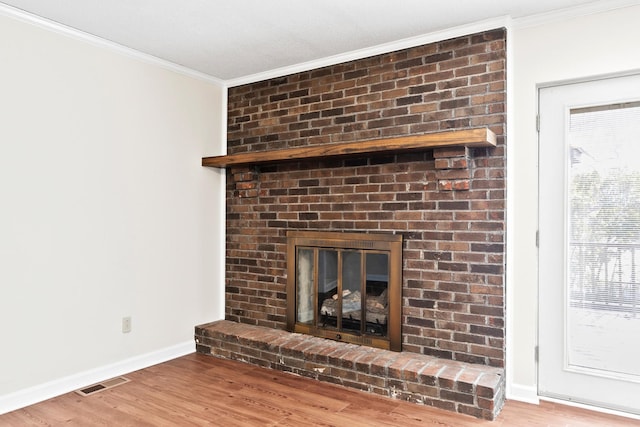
xmin=224 ymin=29 xmax=506 ymax=367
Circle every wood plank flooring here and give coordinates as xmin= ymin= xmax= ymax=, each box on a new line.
xmin=1 ymin=353 xmax=638 ymax=426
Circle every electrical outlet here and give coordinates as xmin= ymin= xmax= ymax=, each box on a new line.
xmin=122 ymin=316 xmax=132 ymax=333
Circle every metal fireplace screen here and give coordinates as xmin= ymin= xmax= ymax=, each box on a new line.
xmin=286 ymin=231 xmax=402 ymax=351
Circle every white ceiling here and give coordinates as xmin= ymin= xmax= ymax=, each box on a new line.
xmin=0 ymin=0 xmax=611 ymax=82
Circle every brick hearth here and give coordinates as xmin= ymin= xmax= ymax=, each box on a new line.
xmin=196 ymin=320 xmax=505 ymax=420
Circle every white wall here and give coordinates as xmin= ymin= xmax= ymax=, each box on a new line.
xmin=4 ymin=0 xmax=639 ymax=415
xmin=509 ymin=3 xmax=640 ymax=402
xmin=0 ymin=10 xmax=225 ymax=412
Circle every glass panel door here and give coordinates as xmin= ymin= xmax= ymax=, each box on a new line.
xmin=539 ymin=74 xmax=640 ymax=415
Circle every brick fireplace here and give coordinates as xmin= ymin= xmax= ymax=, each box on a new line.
xmin=197 ymin=28 xmax=506 ymax=419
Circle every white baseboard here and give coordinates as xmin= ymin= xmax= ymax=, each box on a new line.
xmin=0 ymin=341 xmax=194 ymax=415
xmin=506 ymin=383 xmax=540 ymax=405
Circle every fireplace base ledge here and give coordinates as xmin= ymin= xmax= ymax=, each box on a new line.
xmin=195 ymin=320 xmax=504 ymax=420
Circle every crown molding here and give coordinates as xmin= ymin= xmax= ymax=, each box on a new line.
xmin=513 ymin=0 xmax=640 ymax=29
xmin=5 ymin=0 xmax=633 ymax=88
xmin=0 ymin=3 xmax=225 ymax=86
xmin=225 ymin=16 xmax=510 ymax=87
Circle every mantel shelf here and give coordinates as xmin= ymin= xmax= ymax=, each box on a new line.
xmin=201 ymin=128 xmax=496 ymax=168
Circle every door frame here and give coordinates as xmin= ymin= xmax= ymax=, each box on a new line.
xmin=537 ymin=72 xmax=640 ymax=415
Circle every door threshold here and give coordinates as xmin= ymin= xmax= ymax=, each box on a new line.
xmin=539 ymin=395 xmax=640 ymax=421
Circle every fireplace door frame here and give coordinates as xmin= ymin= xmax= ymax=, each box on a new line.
xmin=286 ymin=230 xmax=402 ymax=351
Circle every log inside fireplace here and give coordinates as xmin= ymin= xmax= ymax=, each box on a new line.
xmin=286 ymin=231 xmax=402 ymax=351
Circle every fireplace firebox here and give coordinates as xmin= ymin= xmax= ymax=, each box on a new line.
xmin=286 ymin=231 xmax=402 ymax=351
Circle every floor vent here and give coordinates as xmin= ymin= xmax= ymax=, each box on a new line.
xmin=75 ymin=376 xmax=130 ymax=396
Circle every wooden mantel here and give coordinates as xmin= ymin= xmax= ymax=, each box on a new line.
xmin=202 ymin=128 xmax=496 ymax=168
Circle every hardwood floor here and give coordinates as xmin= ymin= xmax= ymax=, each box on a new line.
xmin=1 ymin=353 xmax=638 ymax=426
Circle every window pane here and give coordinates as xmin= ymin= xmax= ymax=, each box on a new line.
xmin=568 ymin=102 xmax=640 ymax=378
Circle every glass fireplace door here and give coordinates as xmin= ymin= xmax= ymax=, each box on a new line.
xmin=287 ymin=231 xmax=402 ymax=351
xmin=295 ymin=248 xmax=315 ymax=325
xmin=339 ymin=251 xmax=363 ymax=334
xmin=295 ymin=247 xmax=390 ymax=341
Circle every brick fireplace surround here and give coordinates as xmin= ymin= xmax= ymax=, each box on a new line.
xmin=197 ymin=28 xmax=506 ymax=420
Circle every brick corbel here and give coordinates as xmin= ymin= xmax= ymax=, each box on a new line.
xmin=434 ymin=146 xmax=471 ymax=191
xmin=230 ymin=166 xmax=259 ymax=198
